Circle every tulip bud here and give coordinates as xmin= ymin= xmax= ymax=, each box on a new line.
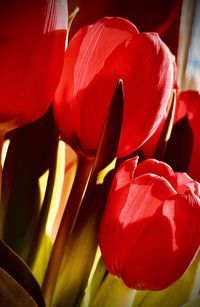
xmin=99 ymin=157 xmax=200 ymax=290
xmin=54 ymin=17 xmax=175 ymax=159
xmin=0 ymin=0 xmax=68 ymax=133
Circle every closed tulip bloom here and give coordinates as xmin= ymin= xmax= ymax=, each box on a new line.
xmin=99 ymin=157 xmax=200 ymax=290
xmin=0 ymin=0 xmax=68 ymax=133
xmin=54 ymin=17 xmax=175 ymax=158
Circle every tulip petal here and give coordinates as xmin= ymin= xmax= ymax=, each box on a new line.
xmin=134 ymin=159 xmax=175 ymax=186
xmin=174 ymin=172 xmax=200 ymax=197
xmin=54 ymin=17 xmax=137 ymax=156
xmin=99 ymin=172 xmax=176 ymax=276
xmin=122 ymin=204 xmax=174 ymax=290
xmin=99 ymin=158 xmax=200 ymax=291
xmin=168 ymin=192 xmax=200 ymax=282
xmin=115 ymin=156 xmax=139 ymax=189
xmin=0 ymin=0 xmax=67 ymax=130
xmin=175 ymin=91 xmax=200 ymax=124
xmin=117 ymin=32 xmax=174 ymax=157
xmin=121 ymin=191 xmax=200 ymax=290
xmin=54 ymin=17 xmax=174 ymax=158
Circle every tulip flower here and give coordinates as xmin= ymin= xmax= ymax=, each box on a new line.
xmin=99 ymin=157 xmax=200 ymax=290
xmin=0 ymin=0 xmax=68 ymax=134
xmin=54 ymin=17 xmax=175 ymax=158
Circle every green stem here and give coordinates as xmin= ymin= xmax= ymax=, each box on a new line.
xmin=26 ymin=133 xmax=59 ymax=268
xmin=92 ymin=273 xmax=136 ymax=307
xmin=42 ymin=156 xmax=93 ymax=306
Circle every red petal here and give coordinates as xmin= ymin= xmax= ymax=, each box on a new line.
xmin=174 ymin=172 xmax=200 ymax=197
xmin=0 ymin=1 xmax=67 ymax=130
xmin=54 ymin=17 xmax=174 ymax=158
xmin=118 ymin=32 xmax=174 ymax=157
xmin=142 ymin=114 xmax=166 ymax=158
xmin=113 ymin=156 xmax=138 ymax=189
xmin=134 ymin=159 xmax=177 ymax=189
xmin=175 ymin=91 xmax=200 ymax=123
xmin=168 ymin=192 xmax=200 ymax=281
xmin=122 ymin=191 xmax=200 ymax=290
xmin=99 ymin=171 xmax=176 ymax=276
xmin=54 ymin=17 xmax=138 ymax=156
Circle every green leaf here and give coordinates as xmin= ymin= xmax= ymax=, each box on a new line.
xmin=80 ymin=252 xmax=107 ymax=307
xmin=26 ymin=127 xmax=58 ymax=268
xmin=0 ymin=267 xmax=37 ymax=307
xmin=42 ymin=155 xmax=93 ymax=305
xmin=32 ymin=233 xmax=53 ymax=286
xmin=43 ymin=80 xmax=124 ymax=307
xmin=91 ymin=273 xmax=136 ymax=307
xmin=1 ymin=106 xmax=58 ymax=260
xmin=0 ymin=240 xmax=45 ymax=307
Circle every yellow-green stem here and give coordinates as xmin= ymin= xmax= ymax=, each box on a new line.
xmin=42 ymin=156 xmax=93 ymax=306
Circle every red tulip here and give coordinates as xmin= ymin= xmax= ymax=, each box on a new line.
xmin=174 ymin=91 xmax=200 ymax=180
xmin=99 ymin=157 xmax=200 ymax=290
xmin=54 ymin=17 xmax=175 ymax=158
xmin=0 ymin=0 xmax=68 ymax=133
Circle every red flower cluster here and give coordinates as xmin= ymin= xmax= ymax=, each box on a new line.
xmin=1 ymin=5 xmax=199 ymax=295
xmin=99 ymin=157 xmax=200 ymax=290
xmin=53 ymin=17 xmax=200 ymax=291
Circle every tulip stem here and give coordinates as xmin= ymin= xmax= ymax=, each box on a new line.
xmin=26 ymin=133 xmax=59 ymax=268
xmin=0 ymin=132 xmax=6 ymax=238
xmin=42 ymin=156 xmax=93 ymax=307
xmin=92 ymin=273 xmax=136 ymax=307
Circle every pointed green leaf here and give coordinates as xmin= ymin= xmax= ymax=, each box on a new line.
xmin=0 ymin=240 xmax=45 ymax=306
xmin=26 ymin=130 xmax=58 ymax=268
xmin=80 ymin=253 xmax=107 ymax=307
xmin=0 ymin=267 xmax=37 ymax=307
xmin=1 ymin=107 xmax=58 ymax=260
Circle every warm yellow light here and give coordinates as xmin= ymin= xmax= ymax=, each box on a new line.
xmin=96 ymin=158 xmax=116 ymax=185
xmin=45 ymin=140 xmax=66 ymax=237
xmin=1 ymin=139 xmax=10 ymax=168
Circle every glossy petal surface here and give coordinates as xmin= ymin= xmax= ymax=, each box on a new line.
xmin=99 ymin=158 xmax=200 ymax=290
xmin=134 ymin=159 xmax=176 ymax=187
xmin=54 ymin=17 xmax=175 ymax=158
xmin=122 ymin=192 xmax=200 ymax=290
